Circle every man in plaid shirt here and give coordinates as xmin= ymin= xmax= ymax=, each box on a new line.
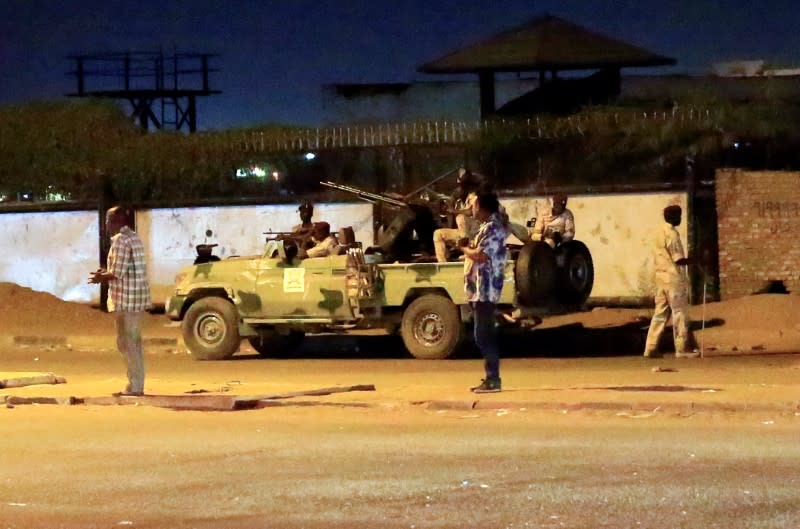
xmin=89 ymin=206 xmax=152 ymax=396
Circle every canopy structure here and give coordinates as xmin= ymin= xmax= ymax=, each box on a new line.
xmin=418 ymin=14 xmax=676 ymax=117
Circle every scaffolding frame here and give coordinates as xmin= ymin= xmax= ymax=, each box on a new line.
xmin=66 ymin=50 xmax=221 ymax=132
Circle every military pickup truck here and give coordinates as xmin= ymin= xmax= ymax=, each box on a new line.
xmin=165 ymin=236 xmax=593 ymax=360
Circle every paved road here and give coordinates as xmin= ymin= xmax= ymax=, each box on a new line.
xmin=2 ymin=344 xmax=799 ymax=528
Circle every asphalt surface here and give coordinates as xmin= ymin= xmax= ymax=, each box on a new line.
xmin=2 ymin=326 xmax=799 ymax=415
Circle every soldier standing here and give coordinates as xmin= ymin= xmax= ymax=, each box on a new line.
xmin=292 ymin=201 xmax=314 ymax=233
xmin=643 ymin=205 xmax=700 ymax=359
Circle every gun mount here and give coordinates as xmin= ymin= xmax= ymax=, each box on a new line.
xmin=321 ymin=180 xmax=451 ymax=262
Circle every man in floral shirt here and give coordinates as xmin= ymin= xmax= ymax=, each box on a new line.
xmin=459 ymin=192 xmax=508 ymax=393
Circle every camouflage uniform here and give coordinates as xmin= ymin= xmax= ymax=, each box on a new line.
xmin=644 ymin=221 xmax=690 ymax=356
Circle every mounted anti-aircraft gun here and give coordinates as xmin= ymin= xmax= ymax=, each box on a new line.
xmin=320 ymin=167 xmax=461 ymax=262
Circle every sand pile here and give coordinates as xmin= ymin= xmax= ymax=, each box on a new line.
xmin=0 ymin=283 xmax=172 ymax=337
xmin=689 ymin=294 xmax=800 ymax=353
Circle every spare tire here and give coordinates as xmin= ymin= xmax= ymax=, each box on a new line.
xmin=555 ymin=240 xmax=594 ymax=306
xmin=515 ymin=241 xmax=556 ymax=306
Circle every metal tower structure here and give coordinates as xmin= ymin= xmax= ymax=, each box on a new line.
xmin=66 ymin=50 xmax=221 ymax=132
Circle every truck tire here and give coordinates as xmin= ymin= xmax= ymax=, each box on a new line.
xmin=515 ymin=241 xmax=556 ymax=306
xmin=400 ymin=294 xmax=462 ymax=359
xmin=182 ymin=297 xmax=240 ymax=360
xmin=555 ymin=240 xmax=594 ymax=306
xmin=248 ymin=330 xmax=305 ymax=358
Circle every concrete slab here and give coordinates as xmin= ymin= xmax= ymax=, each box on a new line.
xmin=0 ymin=372 xmax=66 ymax=389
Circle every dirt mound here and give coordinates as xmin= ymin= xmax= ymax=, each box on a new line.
xmin=690 ymin=294 xmax=800 ymax=353
xmin=0 ymin=282 xmax=114 ymax=336
xmin=533 ymin=294 xmax=800 ymax=355
xmin=698 ymin=294 xmax=800 ymax=330
xmin=0 ymin=282 xmax=172 ymax=337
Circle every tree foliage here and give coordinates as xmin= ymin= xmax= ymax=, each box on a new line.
xmin=2 ymin=97 xmax=799 ymax=205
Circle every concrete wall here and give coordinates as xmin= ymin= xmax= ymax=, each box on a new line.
xmin=321 ymin=79 xmax=539 ymax=124
xmin=0 ymin=203 xmax=374 ymax=305
xmin=716 ymin=169 xmax=800 ymax=298
xmin=502 ymin=192 xmax=688 ymax=301
xmin=322 ymin=75 xmax=800 ymax=124
xmin=0 ymin=192 xmax=688 ymax=306
xmin=137 ymin=202 xmax=374 ymax=302
xmin=0 ymin=210 xmax=100 ymax=302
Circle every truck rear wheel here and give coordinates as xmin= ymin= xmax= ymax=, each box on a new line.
xmin=515 ymin=241 xmax=556 ymax=306
xmin=248 ymin=330 xmax=305 ymax=358
xmin=401 ymin=294 xmax=461 ymax=359
xmin=182 ymin=297 xmax=240 ymax=360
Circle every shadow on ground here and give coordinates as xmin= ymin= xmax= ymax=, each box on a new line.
xmin=231 ymin=318 xmax=725 ymax=361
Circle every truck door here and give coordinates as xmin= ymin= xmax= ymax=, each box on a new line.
xmin=254 ymin=255 xmax=337 ymax=319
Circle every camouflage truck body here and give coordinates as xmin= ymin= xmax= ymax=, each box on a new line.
xmin=166 ymin=238 xmax=592 ymax=360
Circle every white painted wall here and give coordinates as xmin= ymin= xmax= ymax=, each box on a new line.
xmin=137 ymin=202 xmax=374 ymax=302
xmin=502 ymin=192 xmax=689 ymax=299
xmin=0 ymin=192 xmax=687 ymax=304
xmin=0 ymin=210 xmax=100 ymax=302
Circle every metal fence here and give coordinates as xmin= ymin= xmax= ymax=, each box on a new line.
xmin=234 ymin=109 xmax=716 ymax=153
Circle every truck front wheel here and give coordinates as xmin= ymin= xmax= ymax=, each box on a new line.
xmin=182 ymin=297 xmax=240 ymax=360
xmin=401 ymin=294 xmax=462 ymax=359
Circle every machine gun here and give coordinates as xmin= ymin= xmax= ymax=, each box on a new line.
xmin=263 ymin=226 xmax=315 ymax=249
xmin=320 ymin=181 xmax=407 ymax=208
xmin=320 ymin=180 xmax=444 ymax=260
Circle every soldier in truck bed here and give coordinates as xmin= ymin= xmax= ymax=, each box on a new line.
xmin=432 ymin=168 xmax=480 ymax=262
xmin=291 ymin=201 xmax=317 ymax=249
xmin=299 ymin=221 xmax=339 ymax=258
xmin=531 ymin=193 xmax=575 ymax=248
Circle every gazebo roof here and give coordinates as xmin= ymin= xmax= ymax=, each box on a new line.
xmin=419 ymin=14 xmax=676 ymax=74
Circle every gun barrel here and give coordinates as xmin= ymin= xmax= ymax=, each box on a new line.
xmin=320 ymin=181 xmax=406 ymax=207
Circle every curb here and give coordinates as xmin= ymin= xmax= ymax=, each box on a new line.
xmin=416 ymin=399 xmax=800 ymax=414
xmin=0 ymin=373 xmax=67 ymax=389
xmin=1 ymin=335 xmax=180 ymax=348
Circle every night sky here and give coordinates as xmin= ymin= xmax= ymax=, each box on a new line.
xmin=1 ymin=0 xmax=798 ymax=129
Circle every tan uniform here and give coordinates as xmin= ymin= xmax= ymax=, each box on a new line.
xmin=433 ymin=192 xmax=479 ymax=262
xmin=305 ymin=235 xmax=339 ymax=258
xmin=531 ymin=208 xmax=575 ymax=248
xmin=644 ymin=221 xmax=690 ymax=355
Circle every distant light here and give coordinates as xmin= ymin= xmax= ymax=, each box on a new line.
xmin=252 ymin=166 xmax=267 ymax=178
xmin=733 ymin=142 xmax=740 ymax=149
xmin=272 ymin=171 xmax=280 ymax=181
xmin=304 ymin=152 xmax=316 ymax=161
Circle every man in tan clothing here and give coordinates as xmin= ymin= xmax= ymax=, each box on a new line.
xmin=433 ymin=168 xmax=480 ymax=262
xmin=643 ymin=205 xmax=699 ymax=359
xmin=531 ymin=193 xmax=575 ymax=247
